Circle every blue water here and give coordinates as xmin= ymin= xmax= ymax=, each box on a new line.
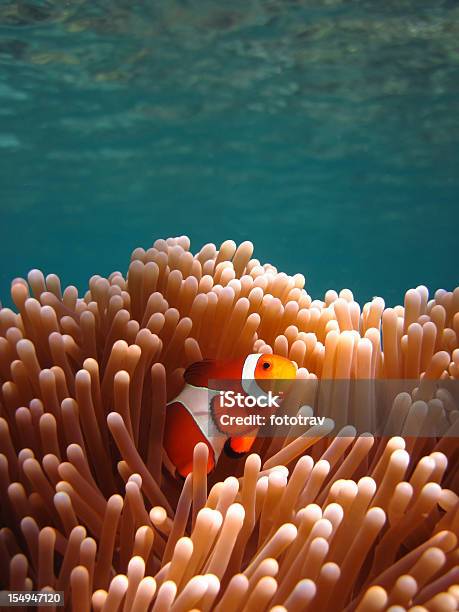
xmin=1 ymin=1 xmax=458 ymax=308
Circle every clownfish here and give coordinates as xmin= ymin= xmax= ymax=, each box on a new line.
xmin=163 ymin=353 xmax=297 ymax=477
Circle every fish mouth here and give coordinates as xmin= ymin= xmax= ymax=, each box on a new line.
xmin=254 ymin=377 xmax=295 ymax=395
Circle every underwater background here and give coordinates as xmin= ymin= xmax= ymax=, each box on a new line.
xmin=0 ymin=0 xmax=458 ymax=307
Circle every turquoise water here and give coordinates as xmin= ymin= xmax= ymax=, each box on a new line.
xmin=1 ymin=0 xmax=458 ymax=307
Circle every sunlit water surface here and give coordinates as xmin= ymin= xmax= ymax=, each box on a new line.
xmin=1 ymin=0 xmax=458 ymax=307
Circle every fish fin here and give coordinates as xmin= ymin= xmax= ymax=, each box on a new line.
xmin=164 ymin=401 xmax=215 ymax=477
xmin=226 ymin=433 xmax=258 ymax=457
xmin=183 ymin=359 xmax=217 ymax=387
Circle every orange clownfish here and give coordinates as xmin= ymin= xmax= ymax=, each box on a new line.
xmin=163 ymin=353 xmax=297 ymax=477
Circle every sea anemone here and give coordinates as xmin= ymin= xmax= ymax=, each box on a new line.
xmin=0 ymin=236 xmax=458 ymax=611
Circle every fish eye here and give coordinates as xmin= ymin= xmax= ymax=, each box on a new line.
xmin=263 ymin=362 xmax=270 ymax=369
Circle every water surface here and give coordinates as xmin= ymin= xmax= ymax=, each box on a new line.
xmin=1 ymin=0 xmax=458 ymax=306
